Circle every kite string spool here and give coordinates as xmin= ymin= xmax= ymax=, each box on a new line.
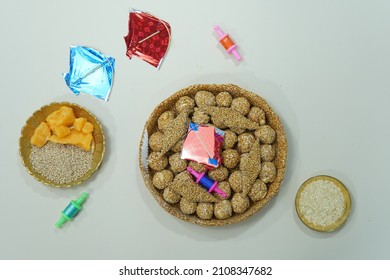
xmin=214 ymin=25 xmax=241 ymax=61
xmin=63 ymin=202 xmax=80 ymax=218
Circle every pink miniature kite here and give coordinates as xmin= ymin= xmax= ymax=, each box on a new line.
xmin=181 ymin=122 xmax=225 ymax=169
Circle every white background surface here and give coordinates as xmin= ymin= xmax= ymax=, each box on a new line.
xmin=0 ymin=0 xmax=389 ymax=259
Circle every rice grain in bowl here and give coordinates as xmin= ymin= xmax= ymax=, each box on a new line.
xmin=139 ymin=84 xmax=288 ymax=226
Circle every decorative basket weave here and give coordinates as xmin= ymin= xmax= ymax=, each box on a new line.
xmin=139 ymin=84 xmax=287 ymax=226
xmin=19 ymin=102 xmax=105 ymax=188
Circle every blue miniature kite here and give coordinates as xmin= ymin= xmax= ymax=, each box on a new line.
xmin=63 ymin=46 xmax=115 ymax=101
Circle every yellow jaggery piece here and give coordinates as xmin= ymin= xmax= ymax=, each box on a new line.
xmin=81 ymin=122 xmax=94 ymax=134
xmin=49 ymin=129 xmax=93 ymax=151
xmin=46 ymin=106 xmax=76 ymax=130
xmin=73 ymin=117 xmax=87 ymax=131
xmin=53 ymin=125 xmax=71 ymax=138
xmin=30 ymin=122 xmax=52 ymax=147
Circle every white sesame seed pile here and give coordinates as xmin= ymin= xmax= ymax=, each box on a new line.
xmin=299 ymin=179 xmax=345 ymax=227
xmin=29 ymin=141 xmax=93 ymax=184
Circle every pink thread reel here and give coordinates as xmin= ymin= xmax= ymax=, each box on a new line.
xmin=214 ymin=25 xmax=241 ymax=61
xmin=187 ymin=167 xmax=227 ymax=198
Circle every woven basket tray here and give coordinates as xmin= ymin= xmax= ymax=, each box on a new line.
xmin=139 ymin=84 xmax=287 ymax=226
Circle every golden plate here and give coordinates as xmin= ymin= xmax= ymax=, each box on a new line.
xmin=139 ymin=84 xmax=288 ymax=226
xmin=295 ymin=175 xmax=351 ymax=232
xmin=19 ymin=102 xmax=105 ymax=187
